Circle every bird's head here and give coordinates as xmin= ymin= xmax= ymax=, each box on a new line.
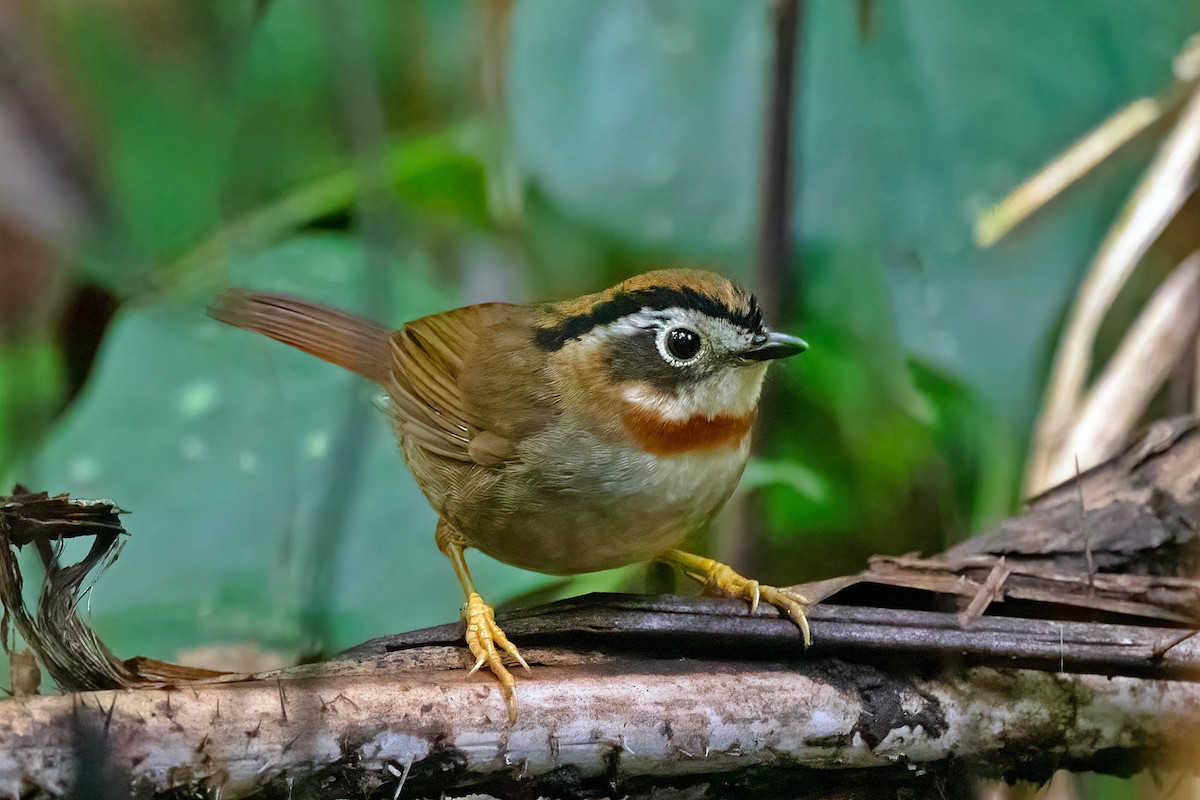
xmin=535 ymin=269 xmax=806 ymax=454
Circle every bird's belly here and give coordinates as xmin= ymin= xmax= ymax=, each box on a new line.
xmin=451 ymin=438 xmax=751 ymax=575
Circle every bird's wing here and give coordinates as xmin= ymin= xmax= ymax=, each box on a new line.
xmin=388 ymin=302 xmax=549 ymax=466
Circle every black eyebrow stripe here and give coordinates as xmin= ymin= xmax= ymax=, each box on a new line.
xmin=533 ymin=286 xmax=763 ymax=351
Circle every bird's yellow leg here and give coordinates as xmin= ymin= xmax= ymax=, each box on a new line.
xmin=437 ymin=521 xmax=528 ymax=722
xmin=658 ymin=549 xmax=812 ymax=646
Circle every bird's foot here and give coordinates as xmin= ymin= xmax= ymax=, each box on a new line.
xmin=464 ymin=591 xmax=530 ymax=723
xmin=665 ymin=551 xmax=812 ymax=646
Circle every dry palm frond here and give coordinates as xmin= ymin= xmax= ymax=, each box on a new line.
xmin=1005 ymin=34 xmax=1200 ymax=495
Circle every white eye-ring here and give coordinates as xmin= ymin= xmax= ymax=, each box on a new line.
xmin=658 ymin=326 xmax=704 ymax=366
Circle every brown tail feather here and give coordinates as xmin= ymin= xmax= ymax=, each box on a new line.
xmin=210 ymin=289 xmax=392 ymax=385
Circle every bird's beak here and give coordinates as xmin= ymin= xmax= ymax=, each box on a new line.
xmin=740 ymin=330 xmax=809 ymax=362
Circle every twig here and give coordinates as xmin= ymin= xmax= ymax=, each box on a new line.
xmin=352 ymin=594 xmax=1200 ymax=681
xmin=976 ymin=99 xmax=1168 ymax=248
xmin=727 ymin=0 xmax=805 ymax=578
xmin=756 ymin=0 xmax=803 ymax=320
xmin=957 ymin=557 xmax=1010 ymax=625
xmin=976 ymin=34 xmax=1200 ymax=247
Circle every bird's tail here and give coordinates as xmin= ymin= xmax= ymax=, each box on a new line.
xmin=210 ymin=290 xmax=392 ymax=385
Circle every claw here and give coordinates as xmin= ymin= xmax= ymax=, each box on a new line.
xmin=463 ymin=592 xmax=526 ymax=722
xmin=747 ymin=580 xmax=761 ymax=614
xmin=760 ymin=585 xmax=812 ymax=647
xmin=489 ymin=617 xmax=532 ymax=672
xmin=663 ymin=550 xmax=812 ymax=647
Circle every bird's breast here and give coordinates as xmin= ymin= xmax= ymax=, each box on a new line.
xmin=438 ymin=424 xmax=752 ymax=575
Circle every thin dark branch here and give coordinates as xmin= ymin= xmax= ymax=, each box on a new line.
xmin=727 ymin=0 xmax=806 ymax=580
xmin=755 ymin=0 xmax=803 ymax=320
xmin=347 ymin=592 xmax=1200 ymax=682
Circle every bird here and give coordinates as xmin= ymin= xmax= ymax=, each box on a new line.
xmin=210 ymin=269 xmax=810 ymax=721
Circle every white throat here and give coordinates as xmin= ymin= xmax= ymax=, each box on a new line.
xmin=621 ymin=363 xmax=768 ymax=421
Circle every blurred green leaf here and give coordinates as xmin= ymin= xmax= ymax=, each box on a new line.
xmin=908 ymin=360 xmax=1023 ymax=534
xmin=225 ymin=0 xmax=478 ymax=216
xmin=755 ymin=248 xmax=939 ymax=544
xmin=0 ymin=338 xmax=65 ymax=480
xmin=740 ymin=458 xmax=827 ymax=503
xmin=47 ymin=4 xmax=240 ymax=289
xmin=20 ymin=235 xmax=556 ymax=662
xmin=390 ymin=132 xmax=490 ymax=227
xmin=511 ymin=0 xmax=768 ymax=261
xmin=798 ymin=0 xmax=1199 ymax=426
xmin=48 ymin=1 xmax=481 ymax=295
xmin=166 ymin=129 xmax=490 ymax=292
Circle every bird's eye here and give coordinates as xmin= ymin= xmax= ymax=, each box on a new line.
xmin=665 ymin=327 xmax=702 ymax=362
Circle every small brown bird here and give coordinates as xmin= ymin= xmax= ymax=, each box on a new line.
xmin=211 ymin=269 xmax=809 ymax=720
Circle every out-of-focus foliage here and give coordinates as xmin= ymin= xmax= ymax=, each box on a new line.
xmin=0 ymin=341 xmax=62 ymax=481
xmin=513 ymin=0 xmax=1193 ymax=414
xmin=0 ymin=0 xmax=1196 ymax=706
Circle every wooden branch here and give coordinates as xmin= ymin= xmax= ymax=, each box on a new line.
xmin=3 ymin=645 xmax=1198 ymax=799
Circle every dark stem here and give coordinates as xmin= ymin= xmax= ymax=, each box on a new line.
xmin=726 ymin=0 xmax=805 ymax=576
xmin=755 ymin=0 xmax=803 ymax=321
xmin=346 ymin=592 xmax=1200 ymax=682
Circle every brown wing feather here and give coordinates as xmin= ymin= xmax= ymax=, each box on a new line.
xmin=214 ymin=290 xmax=552 ymax=468
xmin=388 ymin=302 xmax=551 ymax=466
